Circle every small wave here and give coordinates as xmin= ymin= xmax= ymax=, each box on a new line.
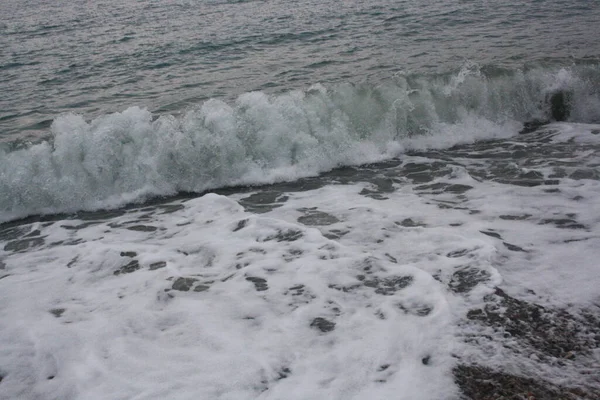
xmin=1 ymin=63 xmax=599 ymax=221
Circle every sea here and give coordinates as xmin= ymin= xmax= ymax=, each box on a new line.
xmin=1 ymin=0 xmax=600 ymax=399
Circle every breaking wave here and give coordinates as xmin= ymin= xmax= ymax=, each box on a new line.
xmin=1 ymin=63 xmax=600 ymax=221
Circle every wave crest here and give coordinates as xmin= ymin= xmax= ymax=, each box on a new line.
xmin=1 ymin=63 xmax=599 ymax=221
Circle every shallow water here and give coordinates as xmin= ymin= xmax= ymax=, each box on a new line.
xmin=1 ymin=124 xmax=600 ymax=399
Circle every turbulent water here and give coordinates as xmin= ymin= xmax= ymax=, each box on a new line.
xmin=1 ymin=0 xmax=600 ymax=399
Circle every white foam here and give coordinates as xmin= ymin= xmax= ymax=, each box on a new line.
xmin=0 ymin=194 xmax=458 ymax=400
xmin=2 ymin=122 xmax=600 ymax=398
xmin=231 ymin=123 xmax=600 ymax=390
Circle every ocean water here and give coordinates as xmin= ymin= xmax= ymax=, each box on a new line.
xmin=1 ymin=0 xmax=600 ymax=399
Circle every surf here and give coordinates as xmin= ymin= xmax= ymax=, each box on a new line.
xmin=1 ymin=63 xmax=599 ymax=222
